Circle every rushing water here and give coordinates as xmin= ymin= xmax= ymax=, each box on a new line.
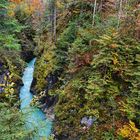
xmin=19 ymin=58 xmax=52 ymax=140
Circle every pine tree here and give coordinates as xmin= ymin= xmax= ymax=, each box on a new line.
xmin=0 ymin=0 xmax=22 ymax=50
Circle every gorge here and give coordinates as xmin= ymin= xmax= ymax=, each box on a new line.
xmin=20 ymin=58 xmax=52 ymax=139
xmin=0 ymin=0 xmax=140 ymax=140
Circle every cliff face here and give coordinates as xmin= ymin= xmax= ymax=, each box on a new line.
xmin=0 ymin=50 xmax=25 ymax=100
xmin=0 ymin=32 xmax=36 ymax=100
xmin=0 ymin=0 xmax=38 ymax=101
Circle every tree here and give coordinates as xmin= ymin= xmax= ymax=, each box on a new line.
xmin=0 ymin=94 xmax=35 ymax=140
xmin=117 ymin=0 xmax=123 ymax=28
xmin=92 ymin=0 xmax=97 ymax=27
xmin=0 ymin=0 xmax=23 ymax=50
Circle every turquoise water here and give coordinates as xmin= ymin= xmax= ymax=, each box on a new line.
xmin=20 ymin=58 xmax=52 ymax=140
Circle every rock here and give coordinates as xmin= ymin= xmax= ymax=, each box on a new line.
xmin=19 ymin=31 xmax=36 ymax=62
xmin=31 ymin=72 xmax=59 ymax=109
xmin=81 ymin=117 xmax=88 ymax=125
xmin=87 ymin=117 xmax=94 ymax=127
xmin=81 ymin=116 xmax=97 ymax=128
xmin=21 ymin=50 xmax=35 ymax=62
xmin=0 ymin=70 xmax=9 ymax=93
xmin=44 ymin=106 xmax=55 ymax=121
xmin=46 ymin=73 xmax=58 ymax=90
xmin=0 ymin=87 xmax=4 ymax=93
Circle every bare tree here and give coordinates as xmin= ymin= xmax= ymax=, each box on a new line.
xmin=53 ymin=0 xmax=57 ymax=44
xmin=117 ymin=0 xmax=123 ymax=29
xmin=48 ymin=0 xmax=57 ymax=43
xmin=92 ymin=0 xmax=97 ymax=27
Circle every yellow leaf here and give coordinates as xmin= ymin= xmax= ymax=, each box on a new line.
xmin=113 ymin=56 xmax=119 ymax=65
xmin=118 ymin=124 xmax=131 ymax=138
xmin=129 ymin=121 xmax=139 ymax=133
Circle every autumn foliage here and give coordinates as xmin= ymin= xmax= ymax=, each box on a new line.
xmin=8 ymin=0 xmax=46 ymax=28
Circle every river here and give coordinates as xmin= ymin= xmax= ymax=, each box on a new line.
xmin=19 ymin=58 xmax=52 ymax=140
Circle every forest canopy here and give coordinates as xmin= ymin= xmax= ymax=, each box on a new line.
xmin=0 ymin=0 xmax=140 ymax=140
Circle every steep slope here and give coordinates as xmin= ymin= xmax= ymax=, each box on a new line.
xmin=32 ymin=0 xmax=140 ymax=139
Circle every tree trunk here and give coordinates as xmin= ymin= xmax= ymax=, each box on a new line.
xmin=53 ymin=0 xmax=57 ymax=44
xmin=117 ymin=0 xmax=123 ymax=29
xmin=49 ymin=0 xmax=57 ymax=43
xmin=92 ymin=0 xmax=97 ymax=27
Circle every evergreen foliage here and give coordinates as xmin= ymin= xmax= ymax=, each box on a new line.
xmin=0 ymin=0 xmax=23 ymax=50
xmin=1 ymin=0 xmax=140 ymax=139
xmin=33 ymin=0 xmax=140 ymax=139
xmin=0 ymin=95 xmax=35 ymax=140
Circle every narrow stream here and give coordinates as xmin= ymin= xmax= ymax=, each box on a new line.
xmin=20 ymin=58 xmax=52 ymax=140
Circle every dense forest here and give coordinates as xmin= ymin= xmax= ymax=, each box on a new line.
xmin=0 ymin=0 xmax=140 ymax=140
